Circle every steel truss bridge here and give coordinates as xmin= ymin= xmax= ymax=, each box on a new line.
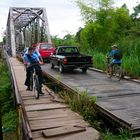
xmin=6 ymin=7 xmax=52 ymax=56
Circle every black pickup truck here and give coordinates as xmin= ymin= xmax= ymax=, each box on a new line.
xmin=50 ymin=46 xmax=93 ymax=73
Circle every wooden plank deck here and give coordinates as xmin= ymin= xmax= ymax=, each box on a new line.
xmin=42 ymin=64 xmax=140 ymax=134
xmin=10 ymin=57 xmax=100 ymax=140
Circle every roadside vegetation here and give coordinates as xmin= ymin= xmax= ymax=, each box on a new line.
xmin=52 ymin=0 xmax=140 ymax=79
xmin=0 ymin=52 xmax=17 ymax=140
xmin=57 ymin=90 xmax=133 ymax=140
xmin=50 ymin=0 xmax=140 ymax=139
xmin=1 ymin=0 xmax=140 ymax=139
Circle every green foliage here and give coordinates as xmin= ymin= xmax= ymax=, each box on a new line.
xmin=58 ymin=89 xmax=132 ymax=139
xmin=51 ymin=35 xmax=64 ymax=46
xmin=52 ymin=34 xmax=79 ymax=47
xmin=123 ymin=55 xmax=140 ymax=77
xmin=102 ymin=128 xmax=133 ymax=140
xmin=74 ymin=0 xmax=140 ymax=79
xmin=83 ymin=48 xmax=140 ymax=78
xmin=2 ymin=111 xmax=17 ymax=130
xmin=79 ymin=6 xmax=131 ymax=51
xmin=3 ymin=35 xmax=6 ymax=45
xmin=59 ymin=90 xmax=96 ymax=119
xmin=75 ymin=0 xmax=96 ymax=23
xmin=91 ymin=50 xmax=106 ymax=70
xmin=0 ymin=60 xmax=17 ymax=131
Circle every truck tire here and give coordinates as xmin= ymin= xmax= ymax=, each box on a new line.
xmin=59 ymin=64 xmax=64 ymax=73
xmin=82 ymin=68 xmax=87 ymax=73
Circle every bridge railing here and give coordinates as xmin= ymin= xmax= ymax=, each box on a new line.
xmin=2 ymin=49 xmax=33 ymax=140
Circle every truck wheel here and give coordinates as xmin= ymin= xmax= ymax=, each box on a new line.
xmin=59 ymin=64 xmax=64 ymax=73
xmin=51 ymin=63 xmax=54 ymax=69
xmin=82 ymin=68 xmax=87 ymax=73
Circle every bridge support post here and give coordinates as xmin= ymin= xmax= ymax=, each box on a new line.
xmin=10 ymin=8 xmax=16 ymax=57
xmin=43 ymin=8 xmax=52 ymax=44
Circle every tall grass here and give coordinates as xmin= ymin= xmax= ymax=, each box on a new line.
xmin=102 ymin=129 xmax=133 ymax=140
xmin=86 ymin=49 xmax=140 ymax=79
xmin=0 ymin=59 xmax=17 ymax=133
xmin=58 ymin=90 xmax=133 ymax=140
xmin=123 ymin=55 xmax=140 ymax=78
xmin=59 ymin=90 xmax=96 ymax=116
xmin=91 ymin=50 xmax=107 ymax=70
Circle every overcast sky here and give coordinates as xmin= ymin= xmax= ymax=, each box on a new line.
xmin=0 ymin=0 xmax=139 ymax=42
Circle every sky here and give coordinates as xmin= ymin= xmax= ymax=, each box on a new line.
xmin=0 ymin=0 xmax=139 ymax=42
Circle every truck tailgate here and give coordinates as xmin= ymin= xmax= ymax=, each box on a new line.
xmin=66 ymin=55 xmax=92 ymax=64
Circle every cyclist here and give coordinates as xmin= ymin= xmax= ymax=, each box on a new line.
xmin=24 ymin=44 xmax=43 ymax=62
xmin=107 ymin=44 xmax=122 ymax=67
xmin=24 ymin=47 xmax=44 ymax=94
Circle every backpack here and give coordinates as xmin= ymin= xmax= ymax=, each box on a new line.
xmin=114 ymin=50 xmax=122 ymax=59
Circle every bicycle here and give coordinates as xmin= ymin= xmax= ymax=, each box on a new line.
xmin=106 ymin=57 xmax=124 ymax=81
xmin=29 ymin=64 xmax=41 ymax=99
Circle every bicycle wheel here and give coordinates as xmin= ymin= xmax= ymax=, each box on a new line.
xmin=33 ymin=75 xmax=40 ymax=99
xmin=114 ymin=65 xmax=122 ymax=81
xmin=118 ymin=67 xmax=123 ymax=81
xmin=106 ymin=65 xmax=113 ymax=78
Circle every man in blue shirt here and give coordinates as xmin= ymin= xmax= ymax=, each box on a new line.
xmin=108 ymin=44 xmax=122 ymax=66
xmin=24 ymin=44 xmax=43 ymax=62
xmin=24 ymin=47 xmax=44 ymax=94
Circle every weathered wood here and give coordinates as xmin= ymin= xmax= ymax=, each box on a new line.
xmin=27 ymin=109 xmax=68 ymax=118
xmin=23 ymin=98 xmax=52 ymax=105
xmin=42 ymin=125 xmax=86 ymax=138
xmin=28 ymin=110 xmax=83 ymax=121
xmin=32 ymin=127 xmax=100 ymax=140
xmin=30 ymin=117 xmax=87 ymax=131
xmin=25 ymin=103 xmax=68 ymax=111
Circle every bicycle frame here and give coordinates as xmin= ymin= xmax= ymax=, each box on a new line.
xmin=29 ymin=64 xmax=41 ymax=99
xmin=106 ymin=58 xmax=123 ymax=81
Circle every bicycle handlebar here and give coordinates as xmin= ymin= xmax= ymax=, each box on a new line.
xmin=27 ymin=63 xmax=40 ymax=68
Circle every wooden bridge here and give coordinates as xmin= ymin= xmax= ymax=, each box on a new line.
xmin=3 ymin=48 xmax=140 ymax=139
xmin=41 ymin=63 xmax=140 ymax=134
xmin=5 ymin=53 xmax=100 ymax=140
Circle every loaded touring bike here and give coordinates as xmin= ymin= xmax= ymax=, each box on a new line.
xmin=106 ymin=57 xmax=124 ymax=81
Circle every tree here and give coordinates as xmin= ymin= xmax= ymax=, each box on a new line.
xmin=75 ymin=0 xmax=132 ymax=52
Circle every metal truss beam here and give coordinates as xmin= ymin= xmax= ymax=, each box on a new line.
xmin=7 ymin=7 xmax=52 ymax=56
